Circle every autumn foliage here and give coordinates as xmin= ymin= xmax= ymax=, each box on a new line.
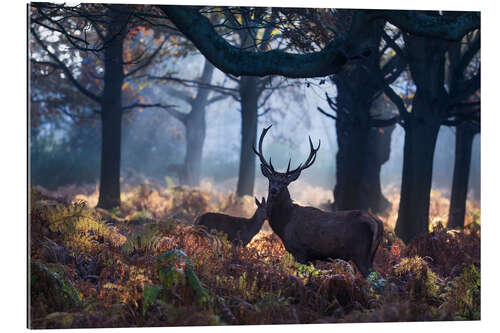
xmin=29 ymin=182 xmax=480 ymax=328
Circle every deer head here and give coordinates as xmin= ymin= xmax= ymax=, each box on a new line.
xmin=254 ymin=196 xmax=267 ymax=220
xmin=196 ymin=196 xmax=268 ymax=247
xmin=253 ymin=125 xmax=320 ymax=200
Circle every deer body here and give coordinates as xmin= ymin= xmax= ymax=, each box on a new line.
xmin=196 ymin=197 xmax=267 ymax=246
xmin=267 ymin=188 xmax=383 ymax=277
xmin=254 ymin=125 xmax=384 ymax=277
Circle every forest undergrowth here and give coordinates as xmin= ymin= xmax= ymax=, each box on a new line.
xmin=29 ymin=181 xmax=480 ymax=328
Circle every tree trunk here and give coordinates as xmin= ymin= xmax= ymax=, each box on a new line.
xmin=333 ymin=118 xmax=369 ymax=211
xmin=98 ymin=106 xmax=123 ymax=208
xmin=97 ymin=11 xmax=125 ymax=209
xmin=394 ymin=33 xmax=448 ymax=243
xmin=181 ymin=111 xmax=205 ymax=187
xmin=448 ymin=123 xmax=476 ymax=228
xmin=360 ymin=125 xmax=395 ymax=215
xmin=330 ymin=23 xmax=393 ymax=213
xmin=179 ymin=60 xmax=214 ymax=187
xmin=333 ymin=122 xmax=395 ymax=214
xmin=236 ymin=76 xmax=259 ymax=197
xmin=394 ymin=96 xmax=441 ymax=243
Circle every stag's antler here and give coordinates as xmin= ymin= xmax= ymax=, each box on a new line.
xmin=253 ymin=125 xmax=275 ymax=172
xmin=289 ymin=136 xmax=321 ymax=174
xmin=253 ymin=125 xmax=321 ymax=175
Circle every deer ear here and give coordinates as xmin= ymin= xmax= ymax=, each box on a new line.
xmin=255 ymin=197 xmax=261 ymax=207
xmin=261 ymin=197 xmax=266 ymax=206
xmin=260 ymin=164 xmax=272 ymax=178
xmin=287 ymin=170 xmax=301 ymax=182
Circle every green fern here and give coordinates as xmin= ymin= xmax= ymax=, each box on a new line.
xmin=443 ymin=264 xmax=480 ymax=320
xmin=157 ymin=250 xmax=210 ymax=305
xmin=39 ymin=201 xmax=110 ymax=255
xmin=142 ymin=284 xmax=162 ymax=316
xmin=141 ymin=250 xmax=210 ymax=316
xmin=121 ymin=224 xmax=163 ymax=255
xmin=393 ymin=256 xmax=441 ymax=301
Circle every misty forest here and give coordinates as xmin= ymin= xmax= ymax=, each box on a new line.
xmin=28 ymin=3 xmax=480 ymax=328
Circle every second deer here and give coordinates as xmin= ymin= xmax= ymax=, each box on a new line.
xmin=253 ymin=125 xmax=384 ymax=277
xmin=195 ymin=197 xmax=267 ymax=246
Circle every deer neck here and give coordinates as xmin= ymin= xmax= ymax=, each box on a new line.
xmin=267 ymin=187 xmax=294 ymax=239
xmin=247 ymin=210 xmax=265 ymax=235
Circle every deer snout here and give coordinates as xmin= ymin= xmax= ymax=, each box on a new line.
xmin=270 ymin=187 xmax=278 ymax=196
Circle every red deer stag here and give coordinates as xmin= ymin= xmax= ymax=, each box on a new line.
xmin=253 ymin=125 xmax=383 ymax=277
xmin=195 ymin=197 xmax=267 ymax=246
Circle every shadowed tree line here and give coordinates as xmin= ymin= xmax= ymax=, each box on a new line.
xmin=30 ymin=4 xmax=480 ymax=243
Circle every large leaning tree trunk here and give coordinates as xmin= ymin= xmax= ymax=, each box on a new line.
xmin=180 ymin=61 xmax=215 ymax=187
xmin=330 ymin=21 xmax=397 ymax=215
xmin=236 ymin=75 xmax=259 ymax=197
xmin=97 ymin=11 xmax=126 ymax=209
xmin=394 ymin=34 xmax=449 ymax=243
xmin=448 ymin=122 xmax=478 ymax=228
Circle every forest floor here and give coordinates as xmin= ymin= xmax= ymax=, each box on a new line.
xmin=29 ymin=181 xmax=480 ymax=328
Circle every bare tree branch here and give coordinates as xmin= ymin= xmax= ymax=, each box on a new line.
xmin=121 ymin=102 xmax=187 ymax=123
xmin=382 ymin=30 xmax=407 ymax=61
xmin=57 ymin=105 xmax=101 ymax=119
xmin=257 ymin=107 xmax=273 ymax=117
xmin=442 ymin=111 xmax=480 ymax=127
xmin=455 ymin=33 xmax=480 ymax=76
xmin=147 ymin=74 xmax=240 ymax=99
xmin=257 ymin=76 xmax=273 ymax=95
xmin=317 ymin=106 xmax=337 ymax=120
xmin=32 ymin=7 xmax=105 ymax=52
xmin=368 ymin=115 xmax=400 ymax=127
xmin=124 ymin=39 xmax=166 ymax=78
xmin=164 ymin=86 xmax=194 ymax=104
xmin=325 ymin=92 xmax=351 ymax=117
xmin=206 ymin=93 xmax=230 ymax=105
xmin=382 ymin=56 xmax=407 ymax=85
xmin=121 ymin=102 xmax=177 ymax=111
xmin=361 ymin=62 xmax=409 ymax=123
xmin=374 ymin=10 xmax=480 ymax=41
xmin=449 ymin=70 xmax=480 ymax=105
xmin=31 ymin=27 xmax=103 ymax=103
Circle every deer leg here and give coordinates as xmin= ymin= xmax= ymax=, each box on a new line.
xmin=355 ymin=258 xmax=370 ymax=278
xmin=292 ymin=252 xmax=308 ymax=265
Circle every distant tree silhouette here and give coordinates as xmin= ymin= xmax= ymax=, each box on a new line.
xmin=31 ymin=3 xmax=177 ymax=208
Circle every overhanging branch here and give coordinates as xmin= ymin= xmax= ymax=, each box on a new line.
xmin=375 ymin=10 xmax=480 ymax=41
xmin=160 ymin=6 xmax=478 ymax=78
xmin=159 ymin=5 xmax=358 ymax=78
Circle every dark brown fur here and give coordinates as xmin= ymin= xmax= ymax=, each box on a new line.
xmin=195 ymin=198 xmax=267 ymax=246
xmin=267 ymin=188 xmax=383 ymax=277
xmin=254 ymin=125 xmax=384 ymax=277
